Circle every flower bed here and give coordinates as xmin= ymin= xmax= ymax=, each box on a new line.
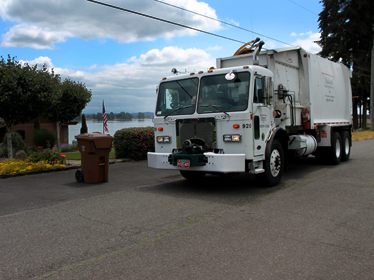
xmin=0 ymin=159 xmax=66 ymax=176
xmin=29 ymin=147 xmax=66 ymax=163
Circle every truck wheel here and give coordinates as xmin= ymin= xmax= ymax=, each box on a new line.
xmin=328 ymin=132 xmax=342 ymax=165
xmin=340 ymin=131 xmax=351 ymax=162
xmin=259 ymin=139 xmax=284 ymax=187
xmin=180 ymin=170 xmax=206 ymax=181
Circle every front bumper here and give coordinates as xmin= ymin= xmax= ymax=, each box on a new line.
xmin=147 ymin=152 xmax=246 ymax=173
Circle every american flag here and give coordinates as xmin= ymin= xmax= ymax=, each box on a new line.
xmin=102 ymin=100 xmax=109 ymax=133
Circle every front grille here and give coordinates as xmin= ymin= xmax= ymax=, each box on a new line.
xmin=177 ymin=118 xmax=216 ymax=149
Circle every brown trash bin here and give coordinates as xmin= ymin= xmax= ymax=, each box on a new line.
xmin=75 ymin=133 xmax=114 ymax=183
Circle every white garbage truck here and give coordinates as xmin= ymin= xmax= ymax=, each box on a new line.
xmin=147 ymin=39 xmax=352 ymax=186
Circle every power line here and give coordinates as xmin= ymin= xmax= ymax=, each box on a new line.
xmin=154 ymin=0 xmax=293 ymax=46
xmin=87 ymin=0 xmax=246 ymax=44
xmin=287 ymin=0 xmax=319 ymax=16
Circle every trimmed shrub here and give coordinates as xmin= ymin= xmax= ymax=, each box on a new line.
xmin=32 ymin=128 xmax=56 ymax=149
xmin=113 ymin=127 xmax=154 ymax=160
xmin=80 ymin=114 xmax=88 ymax=134
xmin=0 ymin=132 xmax=28 ymax=157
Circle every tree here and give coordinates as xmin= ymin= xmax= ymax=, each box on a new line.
xmin=108 ymin=112 xmax=115 ymax=120
xmin=0 ymin=55 xmax=60 ymax=158
xmin=80 ymin=114 xmax=88 ymax=134
xmin=317 ymin=0 xmax=374 ymax=129
xmin=42 ymin=78 xmax=92 ymax=149
xmin=138 ymin=112 xmax=145 ymax=119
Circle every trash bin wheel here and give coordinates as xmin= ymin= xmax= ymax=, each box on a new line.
xmin=75 ymin=170 xmax=84 ymax=183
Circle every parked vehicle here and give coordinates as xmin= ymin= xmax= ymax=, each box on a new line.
xmin=148 ymin=39 xmax=352 ymax=186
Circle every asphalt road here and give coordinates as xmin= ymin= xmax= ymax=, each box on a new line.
xmin=0 ymin=139 xmax=373 ymax=279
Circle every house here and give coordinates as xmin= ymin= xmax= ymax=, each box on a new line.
xmin=0 ymin=118 xmax=78 ymax=147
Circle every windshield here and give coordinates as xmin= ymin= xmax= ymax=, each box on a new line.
xmin=155 ymin=72 xmax=250 ymax=116
xmin=156 ymin=78 xmax=198 ymax=116
xmin=198 ymin=72 xmax=250 ymax=113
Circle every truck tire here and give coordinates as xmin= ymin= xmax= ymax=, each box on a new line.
xmin=180 ymin=170 xmax=206 ymax=181
xmin=258 ymin=139 xmax=284 ymax=187
xmin=340 ymin=131 xmax=351 ymax=162
xmin=328 ymin=132 xmax=342 ymax=165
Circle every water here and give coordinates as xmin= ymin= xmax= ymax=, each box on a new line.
xmin=69 ymin=119 xmax=154 ymax=144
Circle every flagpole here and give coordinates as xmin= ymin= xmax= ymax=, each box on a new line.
xmin=102 ymin=100 xmax=109 ymax=134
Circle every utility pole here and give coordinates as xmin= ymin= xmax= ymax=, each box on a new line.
xmin=371 ymin=26 xmax=374 ymax=131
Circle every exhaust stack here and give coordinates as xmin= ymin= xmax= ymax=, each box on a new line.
xmin=253 ymin=41 xmax=265 ymax=65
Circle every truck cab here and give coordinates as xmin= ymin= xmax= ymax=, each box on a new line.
xmin=148 ymin=63 xmax=282 ymax=184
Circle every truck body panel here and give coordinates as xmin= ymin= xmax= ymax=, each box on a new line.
xmin=217 ymin=46 xmax=352 ymax=133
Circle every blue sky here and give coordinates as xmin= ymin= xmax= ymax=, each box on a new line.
xmin=0 ymin=0 xmax=322 ymax=114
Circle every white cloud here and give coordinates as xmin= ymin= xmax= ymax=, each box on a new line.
xmin=21 ymin=46 xmax=215 ymax=113
xmin=1 ymin=23 xmax=69 ymax=49
xmin=291 ymin=32 xmax=321 ymax=54
xmin=0 ymin=0 xmax=221 ymax=49
xmin=290 ymin=32 xmax=297 ymax=36
xmin=229 ymin=19 xmax=240 ymax=26
xmin=137 ymin=46 xmax=211 ymax=66
xmin=19 ymin=56 xmax=54 ymax=68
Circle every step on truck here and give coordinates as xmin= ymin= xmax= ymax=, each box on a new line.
xmin=147 ymin=39 xmax=352 ymax=186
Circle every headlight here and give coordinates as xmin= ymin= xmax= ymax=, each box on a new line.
xmin=223 ymin=134 xmax=241 ymax=142
xmin=157 ymin=136 xmax=171 ymax=143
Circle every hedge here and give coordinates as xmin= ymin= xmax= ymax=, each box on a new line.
xmin=113 ymin=127 xmax=155 ymax=160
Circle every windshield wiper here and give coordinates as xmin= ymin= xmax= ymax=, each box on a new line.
xmin=164 ymin=105 xmax=194 ymax=119
xmin=199 ymin=105 xmax=230 ymax=117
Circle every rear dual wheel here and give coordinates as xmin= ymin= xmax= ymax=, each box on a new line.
xmin=340 ymin=131 xmax=351 ymax=162
xmin=315 ymin=131 xmax=350 ymax=164
xmin=329 ymin=132 xmax=342 ymax=165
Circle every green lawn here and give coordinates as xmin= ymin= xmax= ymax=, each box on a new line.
xmin=64 ymin=149 xmax=116 ymax=160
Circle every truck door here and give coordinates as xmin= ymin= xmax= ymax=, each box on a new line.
xmin=253 ymin=76 xmax=272 ymax=158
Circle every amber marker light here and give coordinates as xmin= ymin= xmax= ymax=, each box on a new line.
xmin=233 ymin=124 xmax=240 ymax=129
xmin=158 ymin=127 xmax=163 ymax=131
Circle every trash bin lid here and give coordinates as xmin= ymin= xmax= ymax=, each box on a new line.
xmin=75 ymin=133 xmax=113 ymax=149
